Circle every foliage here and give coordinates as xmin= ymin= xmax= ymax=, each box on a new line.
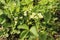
xmin=0 ymin=0 xmax=60 ymax=40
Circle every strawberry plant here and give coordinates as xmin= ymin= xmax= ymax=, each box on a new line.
xmin=0 ymin=0 xmax=60 ymax=40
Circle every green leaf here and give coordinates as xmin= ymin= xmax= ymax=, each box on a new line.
xmin=44 ymin=12 xmax=51 ymax=23
xmin=39 ymin=0 xmax=48 ymax=5
xmin=39 ymin=31 xmax=47 ymax=40
xmin=0 ymin=10 xmax=3 ymax=15
xmin=0 ymin=18 xmax=3 ymax=23
xmin=28 ymin=34 xmax=36 ymax=40
xmin=0 ymin=31 xmax=4 ymax=36
xmin=21 ymin=0 xmax=33 ymax=5
xmin=17 ymin=24 xmax=29 ymax=30
xmin=30 ymin=26 xmax=38 ymax=37
xmin=20 ymin=30 xmax=29 ymax=40
xmin=25 ymin=0 xmax=33 ymax=4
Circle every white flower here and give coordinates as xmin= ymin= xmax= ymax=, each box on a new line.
xmin=29 ymin=12 xmax=39 ymax=19
xmin=38 ymin=13 xmax=43 ymax=18
xmin=14 ymin=17 xmax=18 ymax=20
xmin=32 ymin=12 xmax=36 ymax=16
xmin=24 ymin=11 xmax=27 ymax=16
xmin=19 ymin=16 xmax=23 ymax=19
xmin=15 ymin=21 xmax=17 ymax=25
xmin=30 ymin=9 xmax=31 ymax=10
xmin=30 ymin=15 xmax=34 ymax=18
xmin=34 ymin=16 xmax=38 ymax=19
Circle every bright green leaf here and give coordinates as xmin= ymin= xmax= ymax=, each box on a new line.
xmin=30 ymin=26 xmax=38 ymax=37
xmin=20 ymin=30 xmax=29 ymax=40
xmin=17 ymin=24 xmax=29 ymax=30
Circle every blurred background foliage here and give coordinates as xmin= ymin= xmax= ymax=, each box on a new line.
xmin=0 ymin=0 xmax=60 ymax=40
